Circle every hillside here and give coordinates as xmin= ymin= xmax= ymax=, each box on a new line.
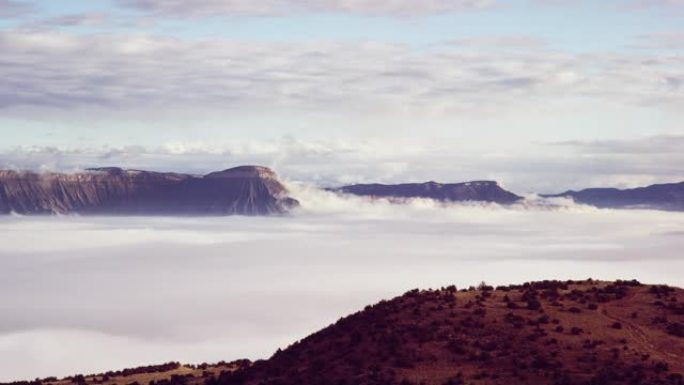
xmin=333 ymin=181 xmax=522 ymax=204
xmin=0 ymin=166 xmax=298 ymax=216
xmin=10 ymin=280 xmax=683 ymax=385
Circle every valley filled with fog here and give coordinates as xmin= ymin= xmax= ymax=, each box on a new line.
xmin=1 ymin=189 xmax=683 ymax=381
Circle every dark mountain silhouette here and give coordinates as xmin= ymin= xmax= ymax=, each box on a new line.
xmin=0 ymin=166 xmax=298 ymax=216
xmin=16 ymin=280 xmax=683 ymax=385
xmin=333 ymin=181 xmax=523 ymax=204
xmin=544 ymin=181 xmax=684 ymax=211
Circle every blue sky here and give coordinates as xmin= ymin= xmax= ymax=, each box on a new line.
xmin=0 ymin=0 xmax=682 ymax=190
xmin=4 ymin=0 xmax=683 ymax=49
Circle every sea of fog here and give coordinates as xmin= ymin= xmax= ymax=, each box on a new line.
xmin=1 ymin=187 xmax=683 ymax=381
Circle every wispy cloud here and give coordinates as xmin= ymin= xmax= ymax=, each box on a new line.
xmin=28 ymin=12 xmax=109 ymax=28
xmin=633 ymin=32 xmax=684 ymax=50
xmin=116 ymin=0 xmax=497 ymax=17
xmin=551 ymin=135 xmax=684 ymax=155
xmin=0 ymin=0 xmax=31 ymax=18
xmin=630 ymin=0 xmax=684 ymax=8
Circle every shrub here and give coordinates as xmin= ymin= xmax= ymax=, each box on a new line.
xmin=666 ymin=322 xmax=684 ymax=337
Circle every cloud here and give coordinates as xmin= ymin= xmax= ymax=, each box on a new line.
xmin=630 ymin=0 xmax=684 ymax=8
xmin=29 ymin=12 xmax=110 ymax=28
xmin=633 ymin=32 xmax=684 ymax=50
xmin=116 ymin=0 xmax=496 ymax=17
xmin=551 ymin=135 xmax=684 ymax=155
xmin=0 ymin=31 xmax=682 ymax=118
xmin=0 ymin=203 xmax=683 ymax=380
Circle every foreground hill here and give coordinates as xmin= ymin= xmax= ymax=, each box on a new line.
xmin=0 ymin=166 xmax=298 ymax=216
xmin=12 ymin=280 xmax=683 ymax=385
xmin=545 ymin=181 xmax=684 ymax=211
xmin=333 ymin=181 xmax=522 ymax=204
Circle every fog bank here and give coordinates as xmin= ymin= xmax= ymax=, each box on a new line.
xmin=1 ymin=192 xmax=683 ymax=381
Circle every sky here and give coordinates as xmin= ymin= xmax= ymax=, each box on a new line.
xmin=1 ymin=191 xmax=684 ymax=381
xmin=0 ymin=0 xmax=683 ymax=191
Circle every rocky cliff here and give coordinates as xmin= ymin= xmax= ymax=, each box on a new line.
xmin=0 ymin=166 xmax=298 ymax=216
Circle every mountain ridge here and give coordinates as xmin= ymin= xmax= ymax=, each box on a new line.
xmin=2 ymin=165 xmax=684 ymax=213
xmin=543 ymin=181 xmax=684 ymax=211
xmin=332 ymin=180 xmax=523 ymax=205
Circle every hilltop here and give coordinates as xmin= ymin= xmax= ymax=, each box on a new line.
xmin=9 ymin=279 xmax=683 ymax=385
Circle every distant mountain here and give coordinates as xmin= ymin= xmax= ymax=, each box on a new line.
xmin=0 ymin=166 xmax=298 ymax=216
xmin=333 ymin=180 xmax=523 ymax=204
xmin=18 ymin=280 xmax=684 ymax=385
xmin=544 ymin=181 xmax=684 ymax=211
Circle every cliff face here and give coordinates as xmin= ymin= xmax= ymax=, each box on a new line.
xmin=0 ymin=166 xmax=298 ymax=216
xmin=544 ymin=181 xmax=684 ymax=211
xmin=334 ymin=180 xmax=522 ymax=204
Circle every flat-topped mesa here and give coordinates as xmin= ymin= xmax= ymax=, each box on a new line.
xmin=0 ymin=166 xmax=298 ymax=216
xmin=334 ymin=179 xmax=522 ymax=204
xmin=543 ymin=181 xmax=684 ymax=211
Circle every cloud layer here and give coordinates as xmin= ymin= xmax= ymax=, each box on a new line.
xmin=0 ymin=30 xmax=682 ymax=115
xmin=1 ymin=198 xmax=683 ymax=381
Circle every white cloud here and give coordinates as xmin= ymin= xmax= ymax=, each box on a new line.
xmin=0 ymin=31 xmax=682 ymax=117
xmin=0 ymin=203 xmax=683 ymax=380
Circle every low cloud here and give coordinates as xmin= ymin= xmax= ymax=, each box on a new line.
xmin=1 ymin=135 xmax=683 ymax=193
xmin=0 ymin=200 xmax=683 ymax=381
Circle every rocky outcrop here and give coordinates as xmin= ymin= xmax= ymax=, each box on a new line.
xmin=544 ymin=181 xmax=684 ymax=211
xmin=333 ymin=180 xmax=522 ymax=204
xmin=0 ymin=166 xmax=298 ymax=216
